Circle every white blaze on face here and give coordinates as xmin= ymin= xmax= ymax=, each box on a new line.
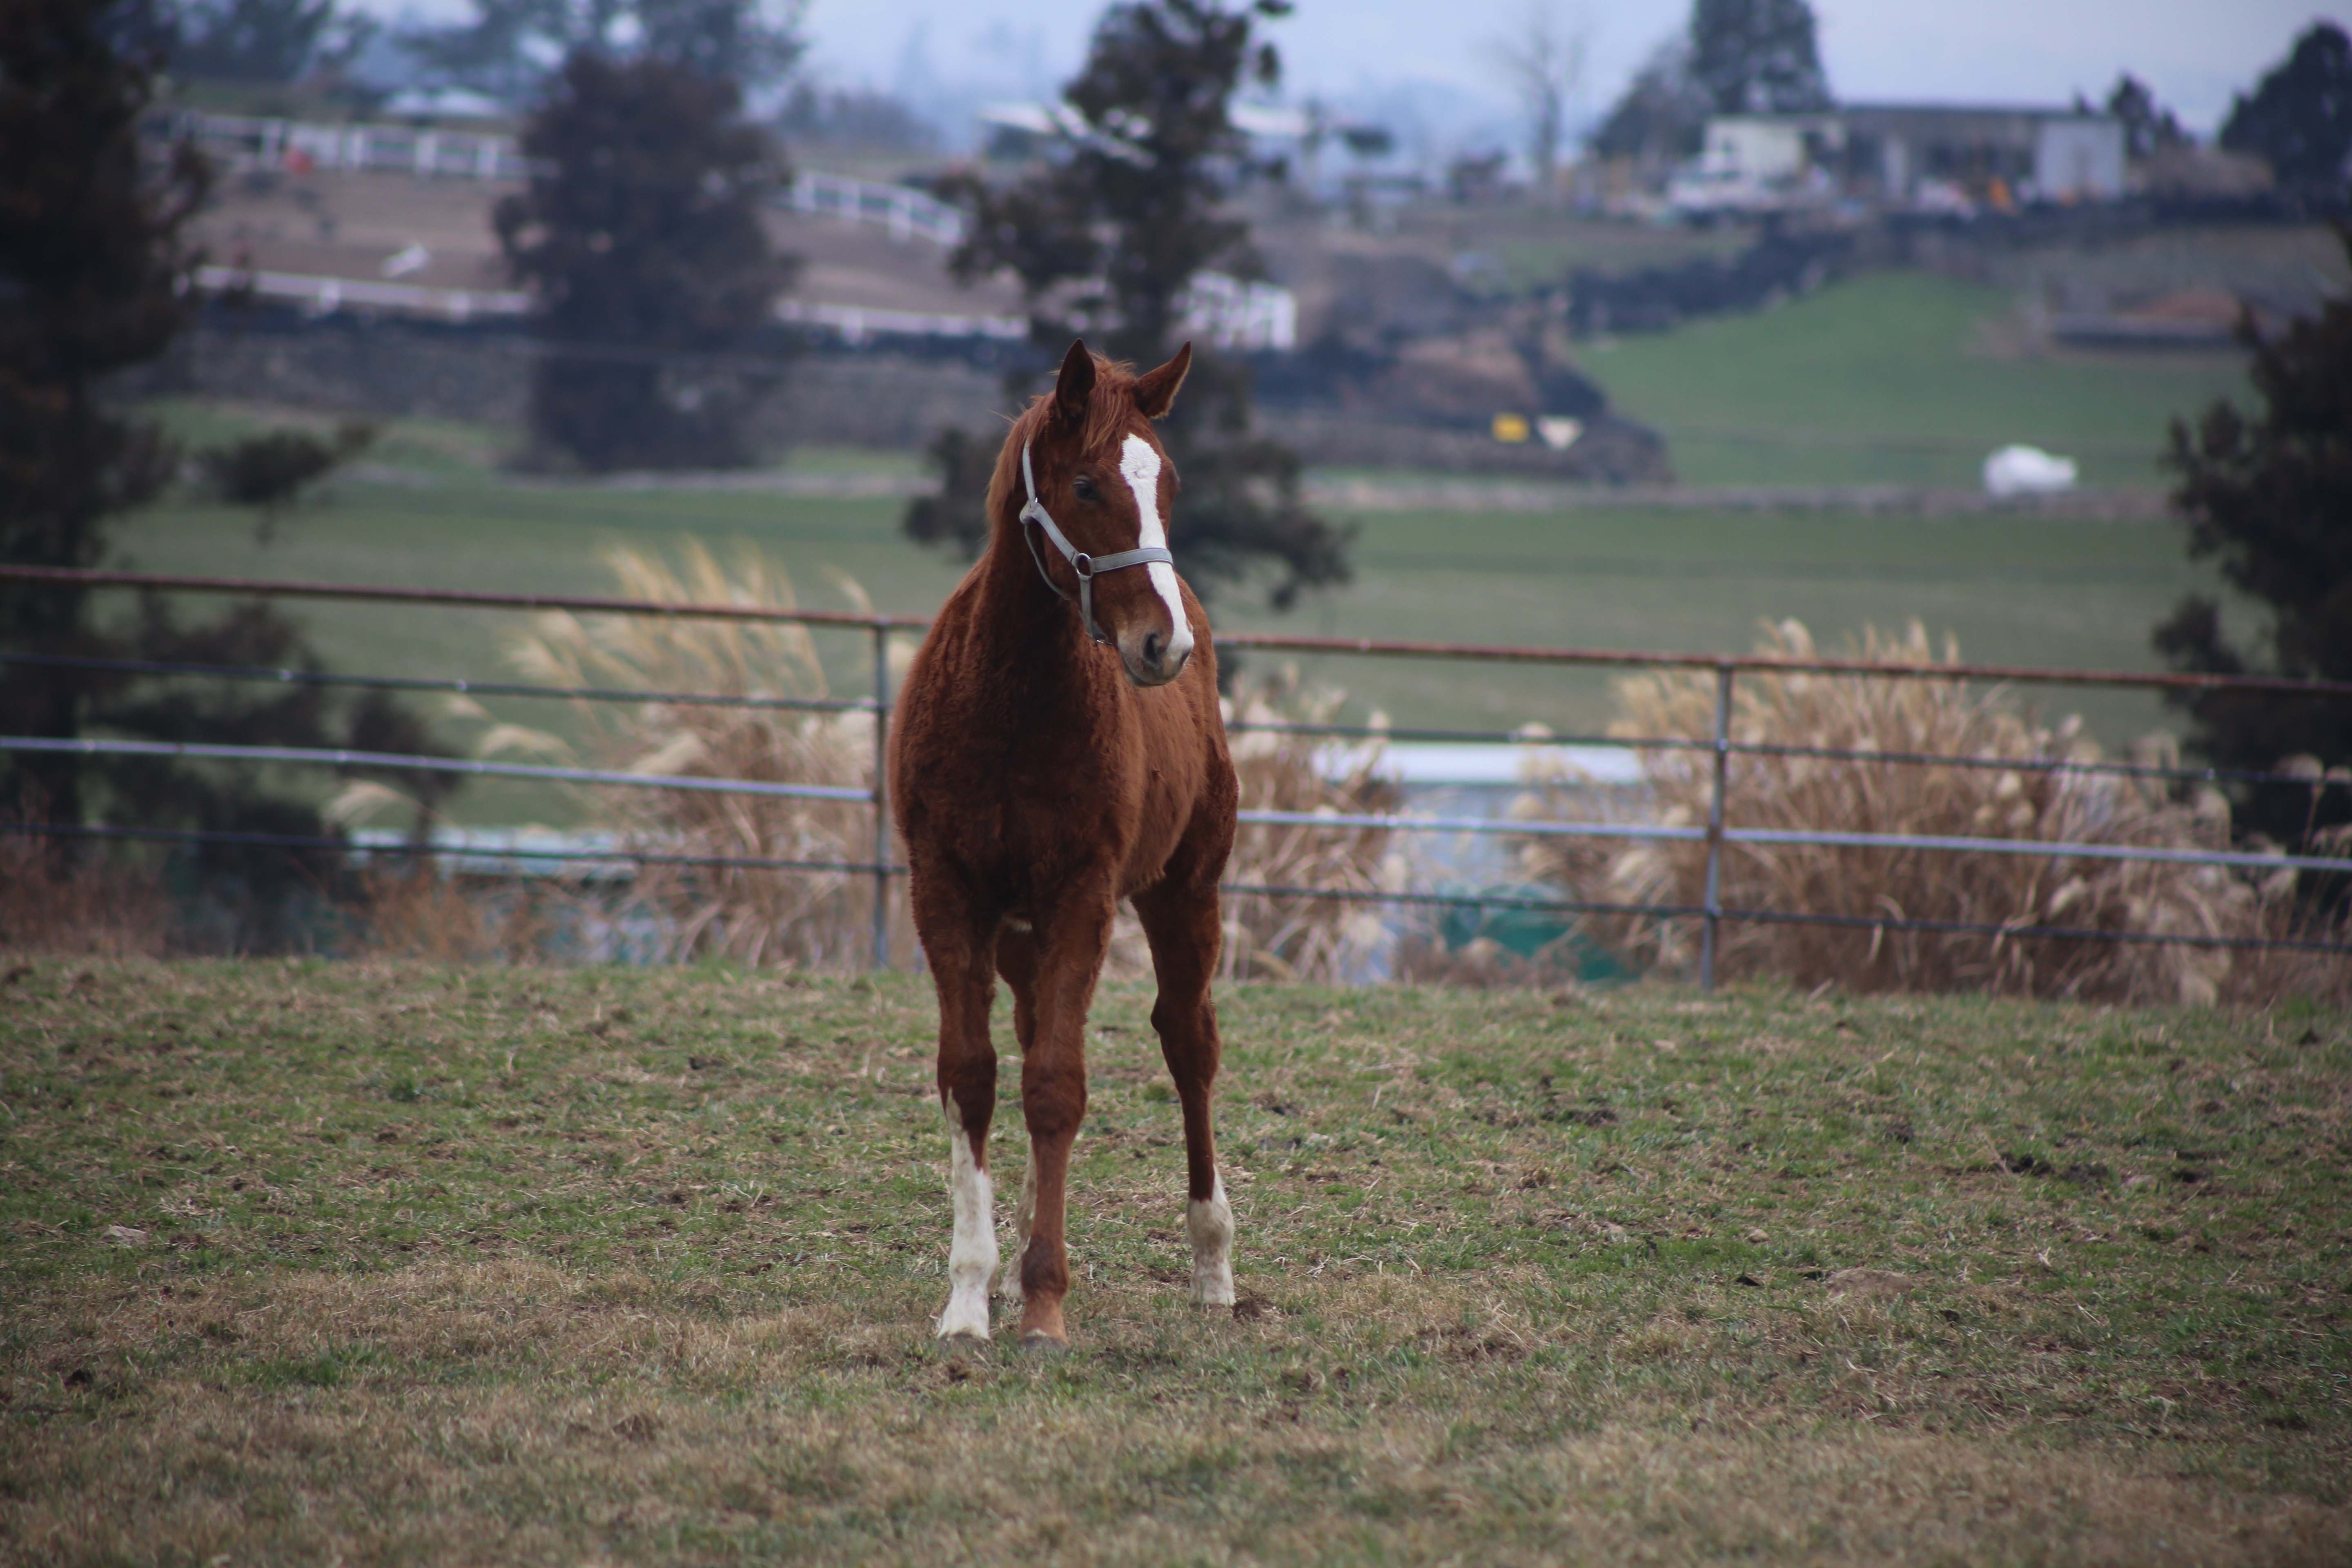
xmin=1120 ymin=433 xmax=1194 ymax=664
xmin=938 ymin=1106 xmax=996 ymax=1339
xmin=1186 ymin=1172 xmax=1235 ymax=1307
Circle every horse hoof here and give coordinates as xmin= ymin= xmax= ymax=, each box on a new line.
xmin=1018 ymin=1330 xmax=1071 ymax=1354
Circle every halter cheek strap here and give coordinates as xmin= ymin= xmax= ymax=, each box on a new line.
xmin=1016 ymin=440 xmax=1175 ymax=647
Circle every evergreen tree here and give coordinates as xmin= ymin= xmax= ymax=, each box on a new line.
xmin=2219 ymin=22 xmax=2352 ymax=197
xmin=2 ymin=0 xmax=457 ymax=944
xmin=494 ymin=51 xmax=796 ymax=471
xmin=2152 ymin=227 xmax=2352 ymax=864
xmin=2104 ymin=73 xmax=2185 ymax=163
xmin=1 ymin=0 xmax=209 ymax=826
xmin=1686 ymin=0 xmax=1831 ymax=116
xmin=1589 ymin=36 xmax=1710 ymax=166
xmin=406 ymin=0 xmax=800 ymax=103
xmin=907 ymin=0 xmax=1350 ymax=611
xmin=169 ymin=0 xmax=372 ymax=83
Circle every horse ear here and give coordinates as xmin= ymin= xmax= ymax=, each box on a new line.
xmin=1054 ymin=339 xmax=1095 ymax=429
xmin=1133 ymin=341 xmax=1193 ymax=420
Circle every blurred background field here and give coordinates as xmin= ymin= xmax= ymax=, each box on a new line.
xmin=1586 ymin=269 xmax=2255 ymax=488
xmin=114 ymin=251 xmax=2258 ymax=830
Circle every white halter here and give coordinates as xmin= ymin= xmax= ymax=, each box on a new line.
xmin=1016 ymin=439 xmax=1175 ymax=647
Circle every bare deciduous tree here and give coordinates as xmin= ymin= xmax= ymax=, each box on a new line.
xmin=1489 ymin=2 xmax=1587 ymax=200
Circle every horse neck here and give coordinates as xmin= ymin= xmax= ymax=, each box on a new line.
xmin=963 ymin=500 xmax=1094 ymax=684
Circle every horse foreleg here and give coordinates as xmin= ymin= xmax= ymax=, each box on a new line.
xmin=1011 ymin=893 xmax=1111 ymax=1347
xmin=921 ymin=892 xmax=1001 ymax=1342
xmin=1133 ymin=874 xmax=1235 ymax=1308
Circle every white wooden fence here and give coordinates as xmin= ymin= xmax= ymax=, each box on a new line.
xmin=169 ymin=113 xmax=968 ymax=246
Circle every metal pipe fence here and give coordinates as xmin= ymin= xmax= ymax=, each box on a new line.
xmin=6 ymin=564 xmax=2348 ymax=978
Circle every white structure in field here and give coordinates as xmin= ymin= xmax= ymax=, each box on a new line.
xmin=1983 ymin=445 xmax=2079 ymax=497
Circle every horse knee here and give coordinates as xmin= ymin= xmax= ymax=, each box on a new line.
xmin=1020 ymin=1067 xmax=1087 ymax=1144
xmin=938 ymin=1055 xmax=997 ymax=1129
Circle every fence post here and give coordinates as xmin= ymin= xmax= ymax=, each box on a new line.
xmin=1700 ymin=662 xmax=1734 ymax=992
xmin=869 ymin=621 xmax=892 ymax=971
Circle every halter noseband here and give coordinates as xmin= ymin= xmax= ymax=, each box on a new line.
xmin=1016 ymin=440 xmax=1174 ymax=647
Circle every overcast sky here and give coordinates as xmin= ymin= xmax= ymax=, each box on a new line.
xmin=367 ymin=1 xmax=2347 ymax=151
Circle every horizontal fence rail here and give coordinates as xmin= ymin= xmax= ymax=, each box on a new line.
xmin=0 ymin=651 xmax=876 ymax=715
xmin=0 ymin=737 xmax=873 ymax=804
xmin=9 ymin=821 xmax=892 ymax=878
xmin=6 ymin=563 xmax=2347 ymax=978
xmin=14 ymin=564 xmax=2349 ymax=696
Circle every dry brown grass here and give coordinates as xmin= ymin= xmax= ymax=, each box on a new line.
xmin=1518 ymin=620 xmax=2304 ymax=1004
xmin=6 ymin=1258 xmax=2345 ymax=1567
xmin=1215 ymin=670 xmax=1399 ymax=982
xmin=498 ymin=539 xmax=892 ymax=971
xmin=0 ymin=830 xmax=167 ymax=959
xmin=342 ymin=862 xmax=561 ymax=964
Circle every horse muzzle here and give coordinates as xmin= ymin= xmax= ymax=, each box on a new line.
xmin=1118 ymin=623 xmax=1192 ymax=688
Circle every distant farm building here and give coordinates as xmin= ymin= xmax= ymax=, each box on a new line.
xmin=1673 ymin=105 xmax=2127 ymax=214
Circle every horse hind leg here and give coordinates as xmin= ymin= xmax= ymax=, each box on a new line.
xmin=1007 ymin=889 xmax=1114 ymax=1347
xmin=1133 ymin=874 xmax=1235 ymax=1308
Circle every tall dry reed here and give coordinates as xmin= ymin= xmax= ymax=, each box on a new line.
xmin=501 ymin=540 xmax=886 ymax=970
xmin=0 ymin=830 xmax=167 ymax=958
xmin=1518 ymin=620 xmax=2292 ymax=1005
xmin=1214 ymin=672 xmax=1399 ymax=983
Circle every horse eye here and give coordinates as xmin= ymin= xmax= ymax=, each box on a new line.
xmin=1072 ymin=475 xmax=1100 ymax=503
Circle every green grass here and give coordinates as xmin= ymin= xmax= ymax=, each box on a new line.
xmin=2 ymin=960 xmax=2347 ymax=1563
xmin=116 ymin=416 xmax=2234 ymax=790
xmin=1214 ymin=502 xmax=2232 ymax=746
xmin=1589 ymin=270 xmax=2254 ymax=488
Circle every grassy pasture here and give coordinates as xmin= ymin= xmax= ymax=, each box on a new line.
xmin=2 ymin=960 xmax=2347 ymax=1564
xmin=1590 ymin=270 xmax=2253 ymax=488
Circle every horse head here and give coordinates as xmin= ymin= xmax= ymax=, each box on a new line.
xmin=1006 ymin=338 xmax=1197 ymax=688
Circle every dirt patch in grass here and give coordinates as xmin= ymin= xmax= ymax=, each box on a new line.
xmin=2 ymin=961 xmax=2348 ymax=1564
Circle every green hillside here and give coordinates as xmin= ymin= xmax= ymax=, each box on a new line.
xmin=1588 ymin=270 xmax=2252 ymax=488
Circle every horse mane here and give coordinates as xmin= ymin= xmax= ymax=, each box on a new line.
xmin=984 ymin=354 xmax=1156 ymax=535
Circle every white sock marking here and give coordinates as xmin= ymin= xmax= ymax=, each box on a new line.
xmin=1187 ymin=1172 xmax=1236 ymax=1307
xmin=1120 ymin=434 xmax=1194 ymax=666
xmin=938 ymin=1108 xmax=996 ymax=1339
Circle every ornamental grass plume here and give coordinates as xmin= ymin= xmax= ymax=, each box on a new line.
xmin=503 ymin=539 xmax=884 ymax=970
xmin=1212 ymin=670 xmax=1399 ymax=983
xmin=1517 ymin=619 xmax=2277 ymax=1004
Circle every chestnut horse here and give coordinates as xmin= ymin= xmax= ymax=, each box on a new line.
xmin=890 ymin=339 xmax=1239 ymax=1348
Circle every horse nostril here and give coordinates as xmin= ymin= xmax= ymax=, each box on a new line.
xmin=1143 ymin=631 xmax=1163 ymax=667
